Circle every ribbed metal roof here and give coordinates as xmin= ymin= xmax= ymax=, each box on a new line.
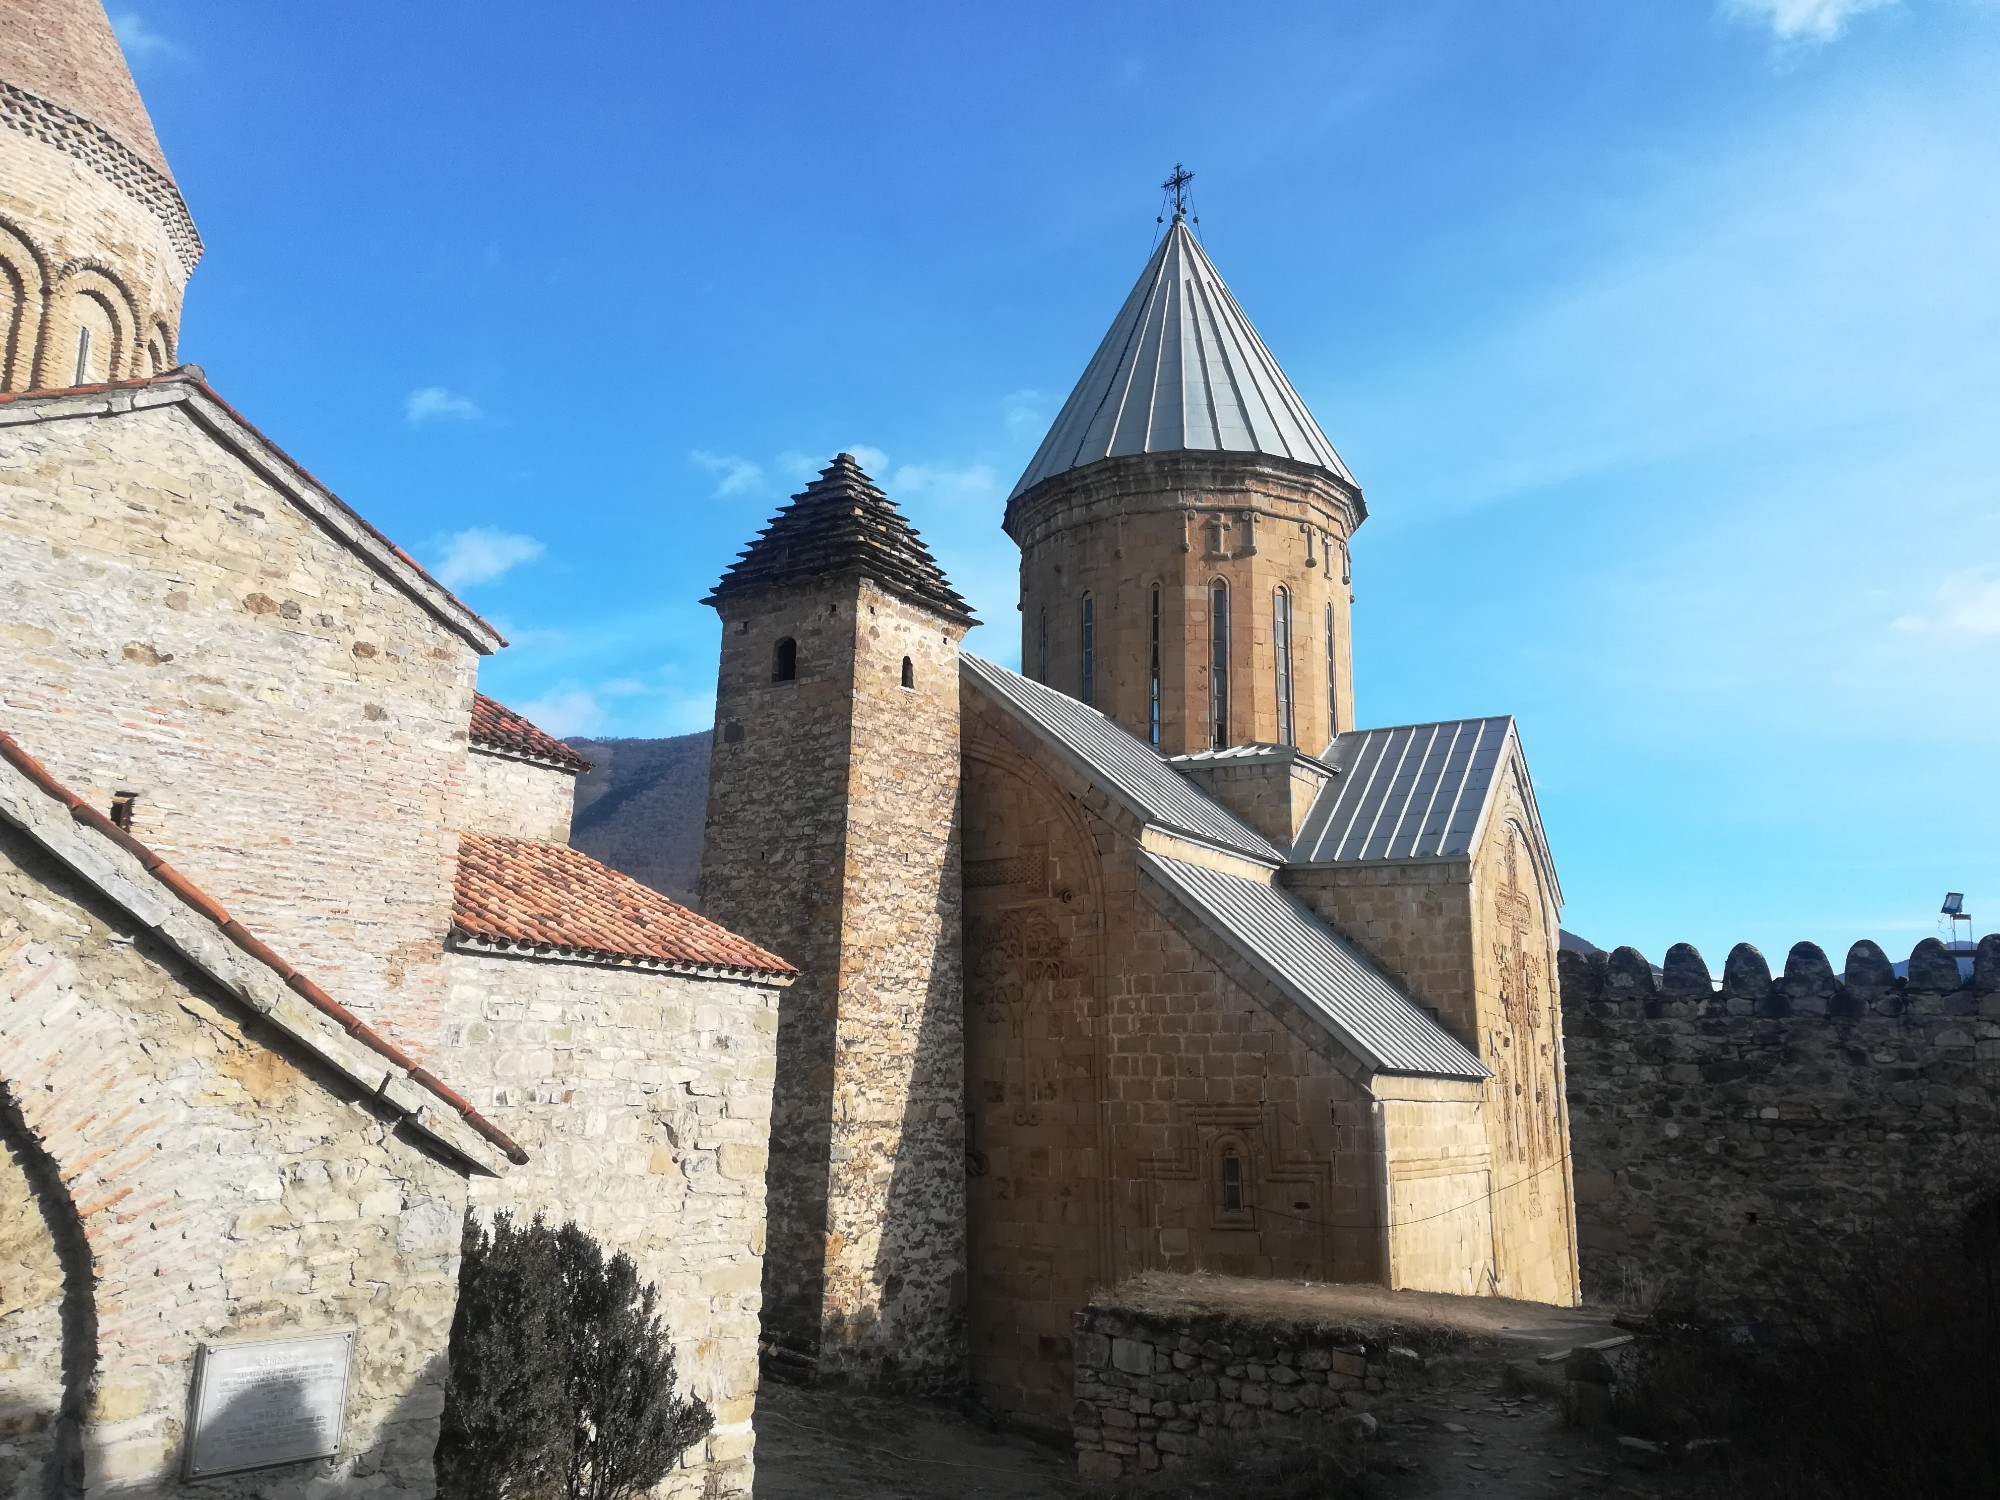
xmin=1010 ymin=217 xmax=1353 ymax=501
xmin=962 ymin=655 xmax=1283 ymax=863
xmin=1141 ymin=852 xmax=1489 ymax=1080
xmin=1293 ymin=717 xmax=1514 ymax=865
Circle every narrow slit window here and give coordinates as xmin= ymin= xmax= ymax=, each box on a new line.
xmin=900 ymin=656 xmax=914 ymax=689
xmin=73 ymin=326 xmax=93 ymax=386
xmin=1273 ymin=586 xmax=1295 ymax=747
xmin=1037 ymin=607 xmax=1049 ymax=684
xmin=1209 ymin=579 xmax=1230 ymax=748
xmin=772 ymin=636 xmax=797 ymax=682
xmin=1325 ymin=602 xmax=1337 ymax=736
xmin=1220 ymin=1152 xmax=1244 ymax=1214
xmin=1079 ymin=592 xmax=1096 ymax=705
xmin=1147 ymin=584 xmax=1162 ymax=746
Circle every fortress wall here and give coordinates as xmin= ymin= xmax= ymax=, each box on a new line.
xmin=1560 ymin=934 xmax=2000 ymax=1311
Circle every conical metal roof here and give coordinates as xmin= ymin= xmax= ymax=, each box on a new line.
xmin=704 ymin=454 xmax=978 ymax=627
xmin=1010 ymin=217 xmax=1352 ymax=501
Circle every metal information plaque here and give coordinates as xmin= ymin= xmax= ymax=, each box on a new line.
xmin=186 ymin=1329 xmax=354 ymax=1479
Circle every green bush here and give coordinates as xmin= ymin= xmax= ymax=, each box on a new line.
xmin=437 ymin=1212 xmax=714 ymax=1500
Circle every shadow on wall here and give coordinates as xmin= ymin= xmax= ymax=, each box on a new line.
xmin=2 ymin=1080 xmax=454 ymax=1497
xmin=851 ymin=800 xmax=969 ymax=1396
xmin=1 ymin=1079 xmax=93 ymax=1500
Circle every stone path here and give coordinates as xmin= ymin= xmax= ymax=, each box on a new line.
xmin=752 ymin=1319 xmax=1711 ymax=1500
xmin=753 ymin=1383 xmax=1082 ymax=1500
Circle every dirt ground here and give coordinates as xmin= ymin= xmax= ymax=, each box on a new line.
xmin=753 ymin=1282 xmax=1711 ymax=1500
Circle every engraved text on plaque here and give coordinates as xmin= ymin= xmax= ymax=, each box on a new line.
xmin=186 ymin=1330 xmax=354 ymax=1478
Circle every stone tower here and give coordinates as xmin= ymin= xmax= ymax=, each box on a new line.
xmin=0 ymin=0 xmax=201 ymax=390
xmin=700 ymin=455 xmax=978 ymax=1390
xmin=1006 ymin=213 xmax=1363 ymax=755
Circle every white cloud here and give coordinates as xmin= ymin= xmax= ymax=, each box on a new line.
xmin=1892 ymin=570 xmax=2000 ymax=636
xmin=512 ymin=688 xmax=604 ymax=738
xmin=1721 ymin=0 xmax=1896 ymax=43
xmin=844 ymin=445 xmax=892 ymax=475
xmin=404 ymin=386 xmax=483 ymax=423
xmin=691 ymin=451 xmax=766 ymax=497
xmin=887 ymin=462 xmax=999 ymax=506
xmin=432 ymin=528 xmax=544 ymax=590
xmin=1001 ymin=389 xmax=1046 ymax=431
xmin=112 ymin=12 xmax=182 ymax=61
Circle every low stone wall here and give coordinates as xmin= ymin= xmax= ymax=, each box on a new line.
xmin=1071 ymin=1285 xmax=1440 ymax=1480
xmin=1561 ymin=934 xmax=2000 ymax=1313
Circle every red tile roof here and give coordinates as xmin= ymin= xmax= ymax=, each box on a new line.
xmin=452 ymin=832 xmax=794 ymax=978
xmin=0 ymin=729 xmax=528 ymax=1165
xmin=470 ymin=693 xmax=593 ymax=774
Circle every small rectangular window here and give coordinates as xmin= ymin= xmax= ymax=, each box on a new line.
xmin=73 ymin=327 xmax=93 ymax=386
xmin=109 ymin=791 xmax=136 ymax=831
xmin=1220 ymin=1154 xmax=1244 ymax=1213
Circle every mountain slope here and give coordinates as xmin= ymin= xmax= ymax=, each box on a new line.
xmin=565 ymin=733 xmax=712 ymax=909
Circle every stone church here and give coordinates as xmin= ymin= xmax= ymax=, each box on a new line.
xmin=698 ymin=203 xmax=1578 ymax=1424
xmin=0 ymin=1 xmax=1576 ymax=1493
xmin=0 ymin=6 xmax=792 ymax=1496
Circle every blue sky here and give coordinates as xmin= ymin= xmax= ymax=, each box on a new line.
xmin=116 ymin=0 xmax=1996 ymax=967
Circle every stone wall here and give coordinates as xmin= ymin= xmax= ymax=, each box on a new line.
xmin=1006 ymin=452 xmax=1361 ymax=754
xmin=701 ymin=576 xmax=968 ymax=1390
xmin=0 ymin=399 xmax=482 ymax=1058
xmin=1070 ymin=1282 xmax=1436 ymax=1481
xmin=962 ymin=695 xmax=1383 ymax=1430
xmin=433 ymin=949 xmax=780 ymax=1498
xmin=461 ymin=746 xmax=574 ymax=843
xmin=0 ymin=824 xmax=472 ymax=1497
xmin=1561 ymin=934 xmax=2000 ymax=1311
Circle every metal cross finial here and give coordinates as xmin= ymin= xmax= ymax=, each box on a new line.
xmin=1163 ymin=164 xmax=1194 ymax=219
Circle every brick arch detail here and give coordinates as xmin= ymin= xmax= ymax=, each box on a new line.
xmin=0 ymin=940 xmax=235 ymax=1485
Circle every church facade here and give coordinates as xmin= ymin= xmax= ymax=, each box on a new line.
xmin=0 ymin=7 xmax=790 ymax=1496
xmin=701 ymin=216 xmax=1580 ymax=1425
xmin=0 ymin=2 xmax=1578 ymax=1491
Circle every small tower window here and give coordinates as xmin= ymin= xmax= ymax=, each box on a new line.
xmin=1147 ymin=584 xmax=1162 ymax=746
xmin=1325 ymin=602 xmax=1338 ymax=737
xmin=772 ymin=636 xmax=797 ymax=682
xmin=1037 ymin=607 xmax=1049 ymax=684
xmin=1273 ymin=586 xmax=1295 ymax=747
xmin=1220 ymin=1152 xmax=1245 ymax=1213
xmin=900 ymin=656 xmax=914 ymax=689
xmin=1209 ymin=579 xmax=1230 ymax=749
xmin=1079 ymin=592 xmax=1096 ymax=705
xmin=109 ymin=791 xmax=137 ymax=831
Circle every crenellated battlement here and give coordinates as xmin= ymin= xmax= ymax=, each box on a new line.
xmin=1560 ymin=932 xmax=2000 ymax=1018
xmin=1558 ymin=931 xmax=2000 ymax=1313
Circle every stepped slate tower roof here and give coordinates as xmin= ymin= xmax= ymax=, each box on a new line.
xmin=704 ymin=452 xmax=978 ymax=626
xmin=1009 ymin=215 xmax=1352 ymax=501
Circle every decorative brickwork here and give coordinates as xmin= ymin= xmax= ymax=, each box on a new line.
xmin=701 ymin=461 xmax=971 ymax=1391
xmin=0 ymin=817 xmax=474 ymax=1499
xmin=0 ymin=2 xmax=201 ymax=389
xmin=1560 ymin=934 xmax=2000 ymax=1312
xmin=1007 ymin=451 xmax=1360 ymax=753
